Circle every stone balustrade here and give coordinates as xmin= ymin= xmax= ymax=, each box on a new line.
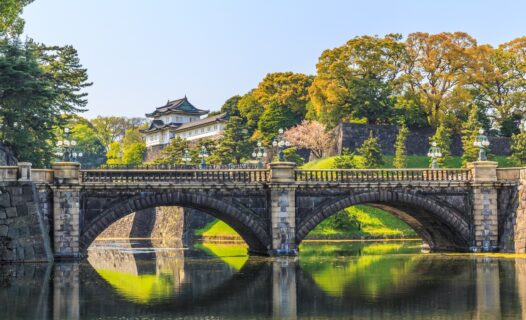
xmin=0 ymin=166 xmax=18 ymax=181
xmin=295 ymin=168 xmax=472 ymax=183
xmin=31 ymin=169 xmax=54 ymax=184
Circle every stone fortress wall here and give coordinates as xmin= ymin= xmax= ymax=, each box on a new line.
xmin=334 ymin=124 xmax=512 ymax=156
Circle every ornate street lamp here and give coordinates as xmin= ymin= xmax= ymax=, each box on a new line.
xmin=252 ymin=141 xmax=268 ymax=168
xmin=427 ymin=141 xmax=442 ymax=169
xmin=55 ymin=127 xmax=83 ymax=162
xmin=474 ymin=128 xmax=490 ymax=161
xmin=182 ymin=149 xmax=192 ymax=166
xmin=198 ymin=145 xmax=209 ymax=169
xmin=272 ymin=128 xmax=291 ymax=162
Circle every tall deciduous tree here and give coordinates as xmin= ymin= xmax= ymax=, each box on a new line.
xmin=284 ymin=120 xmax=332 ymax=159
xmin=309 ymin=34 xmax=406 ymax=128
xmin=470 ymin=40 xmax=526 ymax=136
xmin=253 ymin=72 xmax=313 ymax=119
xmin=68 ymin=116 xmax=106 ymax=167
xmin=238 ymin=92 xmax=264 ymax=134
xmin=91 ymin=116 xmax=130 ymax=151
xmin=404 ymin=32 xmax=477 ymax=129
xmin=393 ymin=123 xmax=409 ymax=168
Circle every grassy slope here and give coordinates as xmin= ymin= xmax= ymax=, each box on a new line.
xmin=302 ymin=155 xmax=515 ymax=169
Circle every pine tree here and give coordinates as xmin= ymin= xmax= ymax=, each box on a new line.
xmin=461 ymin=106 xmax=482 ymax=167
xmin=393 ymin=123 xmax=409 ymax=168
xmin=357 ymin=131 xmax=385 ymax=168
xmin=215 ymin=116 xmax=253 ymax=164
xmin=429 ymin=124 xmax=451 ymax=168
xmin=334 ymin=148 xmax=357 ymax=169
xmin=511 ymin=127 xmax=526 ymax=165
xmin=153 ymin=137 xmax=189 ymax=165
xmin=257 ymin=102 xmax=299 ymax=144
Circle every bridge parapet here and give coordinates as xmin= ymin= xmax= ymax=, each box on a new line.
xmin=295 ymin=168 xmax=471 ymax=183
xmin=80 ymin=169 xmax=269 ymax=184
xmin=0 ymin=166 xmax=18 ymax=181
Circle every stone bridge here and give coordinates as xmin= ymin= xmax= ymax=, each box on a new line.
xmin=1 ymin=160 xmax=526 ymax=261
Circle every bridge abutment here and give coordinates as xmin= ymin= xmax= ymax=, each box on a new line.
xmin=468 ymin=161 xmax=500 ymax=252
xmin=52 ymin=162 xmax=82 ymax=261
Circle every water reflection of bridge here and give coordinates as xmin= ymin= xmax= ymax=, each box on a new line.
xmin=1 ymin=243 xmax=525 ymax=319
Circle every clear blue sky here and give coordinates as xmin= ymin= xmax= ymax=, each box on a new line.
xmin=22 ymin=0 xmax=526 ymax=119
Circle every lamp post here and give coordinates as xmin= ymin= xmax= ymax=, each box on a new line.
xmin=427 ymin=141 xmax=442 ymax=169
xmin=272 ymin=128 xmax=291 ymax=162
xmin=252 ymin=141 xmax=267 ymax=168
xmin=55 ymin=127 xmax=83 ymax=162
xmin=198 ymin=145 xmax=209 ymax=169
xmin=474 ymin=128 xmax=490 ymax=161
xmin=182 ymin=149 xmax=192 ymax=166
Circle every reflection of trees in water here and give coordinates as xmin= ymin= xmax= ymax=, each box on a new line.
xmin=2 ymin=242 xmax=526 ymax=319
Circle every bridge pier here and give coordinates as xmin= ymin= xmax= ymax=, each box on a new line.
xmin=52 ymin=162 xmax=83 ymax=261
xmin=269 ymin=163 xmax=298 ymax=256
xmin=468 ymin=161 xmax=499 ymax=252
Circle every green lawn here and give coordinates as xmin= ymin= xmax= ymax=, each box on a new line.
xmin=195 ymin=220 xmax=239 ymax=238
xmin=302 ymin=155 xmax=515 ymax=169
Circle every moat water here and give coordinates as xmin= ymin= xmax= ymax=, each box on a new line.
xmin=1 ymin=240 xmax=525 ymax=319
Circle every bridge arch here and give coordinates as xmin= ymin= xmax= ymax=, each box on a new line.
xmin=296 ymin=190 xmax=471 ymax=251
xmin=80 ymin=191 xmax=270 ymax=255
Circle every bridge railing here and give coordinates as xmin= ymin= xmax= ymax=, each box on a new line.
xmin=294 ymin=169 xmax=472 ymax=182
xmin=80 ymin=169 xmax=270 ymax=184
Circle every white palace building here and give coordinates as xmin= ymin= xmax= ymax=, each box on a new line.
xmin=141 ymin=96 xmax=227 ymax=157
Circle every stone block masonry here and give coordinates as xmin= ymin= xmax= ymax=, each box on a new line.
xmin=0 ymin=182 xmax=52 ymax=262
xmin=335 ymin=123 xmax=511 ymax=156
xmin=515 ymin=170 xmax=526 ymax=253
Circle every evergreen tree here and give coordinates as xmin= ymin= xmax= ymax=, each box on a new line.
xmin=215 ymin=116 xmax=253 ymax=164
xmin=393 ymin=123 xmax=409 ymax=168
xmin=511 ymin=127 xmax=526 ymax=165
xmin=153 ymin=137 xmax=189 ymax=165
xmin=257 ymin=101 xmax=298 ymax=144
xmin=461 ymin=106 xmax=482 ymax=167
xmin=220 ymin=95 xmax=242 ymax=116
xmin=357 ymin=131 xmax=385 ymax=168
xmin=334 ymin=148 xmax=357 ymax=169
xmin=429 ymin=124 xmax=451 ymax=168
xmin=282 ymin=147 xmax=304 ymax=165
xmin=0 ymin=40 xmax=57 ymax=166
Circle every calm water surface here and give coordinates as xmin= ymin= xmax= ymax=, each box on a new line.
xmin=1 ymin=240 xmax=525 ymax=319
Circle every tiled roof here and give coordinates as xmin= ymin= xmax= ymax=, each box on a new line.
xmin=145 ymin=96 xmax=208 ymax=118
xmin=140 ymin=120 xmax=180 ymax=133
xmin=172 ymin=113 xmax=228 ymax=132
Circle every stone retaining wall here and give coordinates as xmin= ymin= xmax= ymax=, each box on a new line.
xmin=97 ymin=206 xmax=184 ymax=241
xmin=336 ymin=123 xmax=512 ymax=156
xmin=0 ymin=182 xmax=52 ymax=262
